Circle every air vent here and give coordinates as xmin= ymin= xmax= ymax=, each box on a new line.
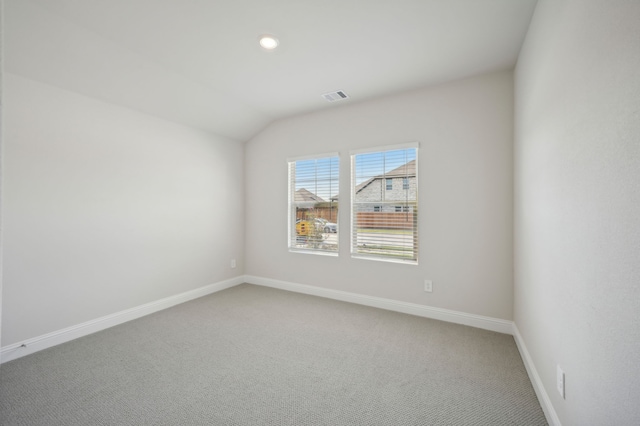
xmin=322 ymin=90 xmax=349 ymax=102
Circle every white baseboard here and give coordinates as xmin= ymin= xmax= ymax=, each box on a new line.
xmin=244 ymin=275 xmax=513 ymax=335
xmin=512 ymin=323 xmax=561 ymax=426
xmin=0 ymin=276 xmax=244 ymax=364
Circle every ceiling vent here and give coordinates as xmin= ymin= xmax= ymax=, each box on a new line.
xmin=322 ymin=90 xmax=349 ymax=102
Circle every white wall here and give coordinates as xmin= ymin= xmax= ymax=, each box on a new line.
xmin=0 ymin=0 xmax=4 ymax=352
xmin=514 ymin=0 xmax=640 ymax=424
xmin=1 ymin=74 xmax=244 ymax=346
xmin=245 ymin=71 xmax=514 ymax=321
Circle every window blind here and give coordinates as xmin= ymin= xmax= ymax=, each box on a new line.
xmin=351 ymin=146 xmax=418 ymax=263
xmin=288 ymin=155 xmax=339 ymax=254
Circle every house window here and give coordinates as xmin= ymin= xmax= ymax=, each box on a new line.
xmin=288 ymin=153 xmax=339 ymax=255
xmin=351 ymin=144 xmax=418 ymax=263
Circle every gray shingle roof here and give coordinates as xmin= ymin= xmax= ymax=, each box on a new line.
xmin=294 ymin=188 xmax=326 ymax=203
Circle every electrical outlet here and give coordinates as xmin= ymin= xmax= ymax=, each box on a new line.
xmin=230 ymin=259 xmax=237 ymax=269
xmin=557 ymin=365 xmax=565 ymax=399
xmin=424 ymin=280 xmax=433 ymax=292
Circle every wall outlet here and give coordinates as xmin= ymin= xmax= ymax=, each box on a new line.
xmin=424 ymin=280 xmax=433 ymax=292
xmin=557 ymin=365 xmax=565 ymax=399
xmin=230 ymin=259 xmax=237 ymax=269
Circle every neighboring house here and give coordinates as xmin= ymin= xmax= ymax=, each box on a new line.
xmin=355 ymin=160 xmax=417 ymax=212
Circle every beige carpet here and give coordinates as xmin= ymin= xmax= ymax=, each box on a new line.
xmin=0 ymin=284 xmax=547 ymax=425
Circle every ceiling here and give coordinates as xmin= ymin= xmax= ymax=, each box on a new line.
xmin=4 ymin=0 xmax=538 ymax=142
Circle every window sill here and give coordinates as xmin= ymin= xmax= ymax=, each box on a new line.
xmin=351 ymin=254 xmax=418 ymax=265
xmin=289 ymin=249 xmax=339 ymax=257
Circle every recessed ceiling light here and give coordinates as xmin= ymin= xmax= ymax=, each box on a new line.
xmin=259 ymin=35 xmax=279 ymax=50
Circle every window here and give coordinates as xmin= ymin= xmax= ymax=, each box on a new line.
xmin=288 ymin=154 xmax=339 ymax=254
xmin=351 ymin=144 xmax=418 ymax=263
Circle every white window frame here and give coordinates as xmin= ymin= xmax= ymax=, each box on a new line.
xmin=350 ymin=143 xmax=419 ymax=264
xmin=287 ymin=153 xmax=339 ymax=256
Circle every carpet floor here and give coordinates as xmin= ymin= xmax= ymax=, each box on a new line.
xmin=0 ymin=284 xmax=547 ymax=425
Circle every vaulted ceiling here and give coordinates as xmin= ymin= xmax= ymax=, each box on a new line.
xmin=4 ymin=0 xmax=538 ymax=141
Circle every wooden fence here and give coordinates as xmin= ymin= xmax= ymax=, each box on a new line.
xmin=296 ymin=207 xmax=338 ymax=222
xmin=356 ymin=212 xmax=414 ymax=230
xmin=296 ymin=210 xmax=414 ymax=230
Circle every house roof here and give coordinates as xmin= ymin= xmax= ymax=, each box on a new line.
xmin=294 ymin=188 xmax=326 ymax=203
xmin=384 ymin=160 xmax=416 ymax=178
